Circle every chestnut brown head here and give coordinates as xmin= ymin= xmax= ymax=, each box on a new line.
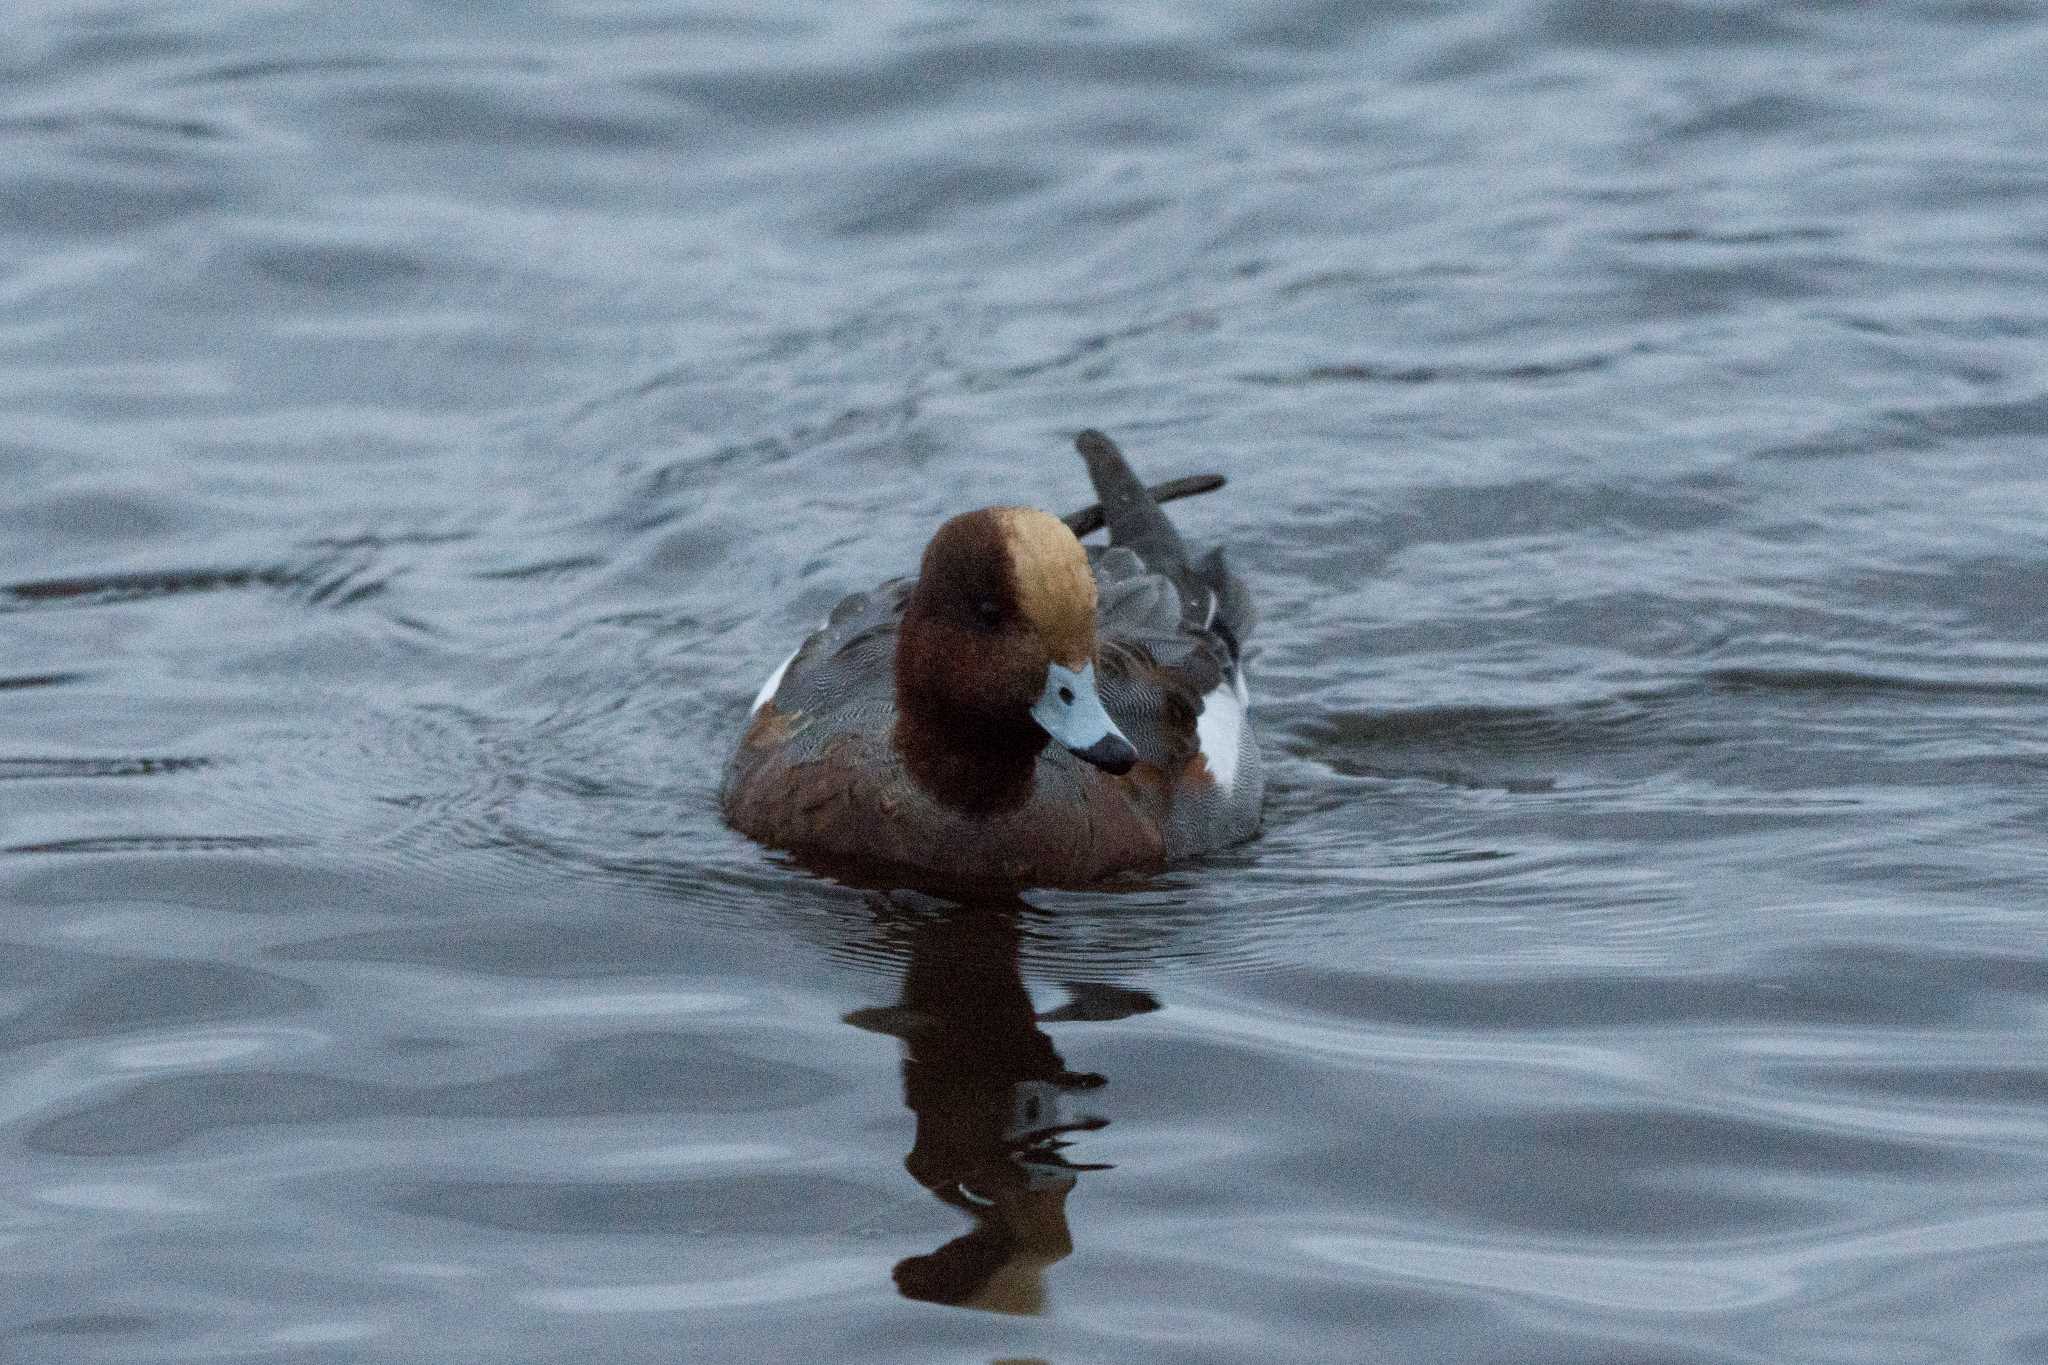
xmin=896 ymin=507 xmax=1135 ymax=775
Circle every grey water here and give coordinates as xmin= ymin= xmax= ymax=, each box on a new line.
xmin=5 ymin=1 xmax=2048 ymax=1361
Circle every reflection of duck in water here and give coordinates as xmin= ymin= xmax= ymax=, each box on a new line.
xmin=846 ymin=898 xmax=1158 ymax=1314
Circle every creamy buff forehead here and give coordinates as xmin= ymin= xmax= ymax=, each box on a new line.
xmin=994 ymin=506 xmax=1096 ymax=667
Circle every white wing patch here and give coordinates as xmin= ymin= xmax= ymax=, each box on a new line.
xmin=1195 ymin=680 xmax=1246 ymax=795
xmin=749 ymin=648 xmax=798 ymax=714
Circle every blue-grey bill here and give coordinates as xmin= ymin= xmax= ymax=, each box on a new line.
xmin=1031 ymin=661 xmax=1137 ymax=775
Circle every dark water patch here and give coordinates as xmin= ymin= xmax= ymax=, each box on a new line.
xmin=1904 ymin=155 xmax=2048 ymax=211
xmin=1846 ymin=555 xmax=2048 ymax=636
xmin=1118 ymin=1022 xmax=1918 ymax=1238
xmin=26 ymin=1071 xmax=388 ymax=1157
xmin=1905 ymin=391 xmax=2048 ymax=441
xmin=1625 ymin=261 xmax=1836 ymax=317
xmin=1623 ymin=224 xmax=1840 ymax=247
xmin=23 ymin=1313 xmax=158 ymax=1337
xmin=1235 ymin=0 xmax=1453 ymax=50
xmin=1287 ymin=699 xmax=1665 ymax=781
xmin=1953 ymin=0 xmax=2044 ymax=20
xmin=0 ymin=560 xmax=391 ymax=614
xmin=0 ymin=956 xmax=314 ymax=1050
xmin=387 ymin=1172 xmax=880 ymax=1235
xmin=7 ymin=834 xmax=309 ymax=855
xmin=1702 ymin=667 xmax=2048 ymax=702
xmin=0 ymin=170 xmax=224 ymax=238
xmin=351 ymin=81 xmax=681 ymax=152
xmin=0 ymin=755 xmax=210 ymax=781
xmin=1242 ymin=352 xmax=1617 ymax=386
xmin=241 ymin=240 xmax=432 ymax=297
xmin=1831 ymin=309 xmax=2048 ymax=342
xmin=0 ymin=110 xmax=236 ymax=144
xmin=1524 ymin=1107 xmax=1962 ymax=1180
xmin=1753 ymin=413 xmax=1934 ymax=461
xmin=11 ymin=487 xmax=192 ymax=547
xmin=35 ymin=19 xmax=206 ymax=70
xmin=611 ymin=401 xmax=928 ymax=524
xmin=0 ymin=671 xmax=88 ymax=691
xmin=306 ymin=529 xmax=475 ymax=552
xmin=1372 ymin=846 xmax=1516 ymax=867
xmin=171 ymin=54 xmax=401 ymax=89
xmin=582 ymin=8 xmax=807 ymax=39
xmin=962 ymin=314 xmax=1215 ymax=390
xmin=1539 ymin=0 xmax=1805 ymax=48
xmin=831 ymin=157 xmax=1055 ymax=239
xmin=1660 ymin=92 xmax=1851 ymax=143
xmin=1400 ymin=478 xmax=1738 ymax=546
xmin=471 ymin=553 xmax=607 ymax=583
xmin=1756 ymin=392 xmax=2048 ymax=460
xmin=1273 ymin=266 xmax=1380 ymax=299
xmin=1774 ymin=1063 xmax=2048 ymax=1107
xmin=1279 ymin=1105 xmax=1949 ymax=1239
xmin=643 ymin=38 xmax=1250 ymax=130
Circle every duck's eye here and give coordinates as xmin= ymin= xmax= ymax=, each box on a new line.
xmin=972 ymin=598 xmax=1004 ymax=630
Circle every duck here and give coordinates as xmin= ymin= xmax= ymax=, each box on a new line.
xmin=722 ymin=429 xmax=1261 ymax=886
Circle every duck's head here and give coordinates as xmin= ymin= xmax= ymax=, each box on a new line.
xmin=896 ymin=506 xmax=1136 ymax=775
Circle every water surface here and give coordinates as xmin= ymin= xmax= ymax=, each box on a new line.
xmin=5 ymin=1 xmax=2048 ymax=1361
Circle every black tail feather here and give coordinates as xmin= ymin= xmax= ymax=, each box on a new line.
xmin=1073 ymin=430 xmax=1192 ymax=575
xmin=1073 ymin=427 xmax=1221 ymax=626
xmin=1060 ymin=472 xmax=1224 ymax=538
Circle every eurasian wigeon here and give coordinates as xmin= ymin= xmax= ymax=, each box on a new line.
xmin=723 ymin=429 xmax=1261 ymax=885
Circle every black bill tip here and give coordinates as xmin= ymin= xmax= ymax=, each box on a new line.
xmin=1074 ymin=733 xmax=1137 ymax=776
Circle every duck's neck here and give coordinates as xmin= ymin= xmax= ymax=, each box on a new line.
xmin=893 ymin=698 xmax=1045 ymax=816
